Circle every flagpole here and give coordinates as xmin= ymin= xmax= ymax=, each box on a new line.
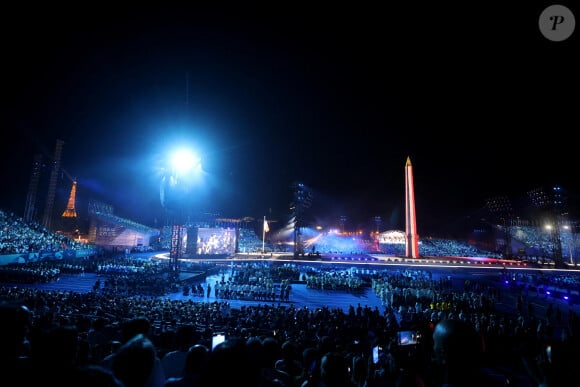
xmin=262 ymin=216 xmax=266 ymax=254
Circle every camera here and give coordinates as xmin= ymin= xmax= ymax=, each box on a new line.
xmin=397 ymin=330 xmax=421 ymax=346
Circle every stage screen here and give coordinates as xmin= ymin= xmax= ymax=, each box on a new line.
xmin=196 ymin=227 xmax=236 ymax=255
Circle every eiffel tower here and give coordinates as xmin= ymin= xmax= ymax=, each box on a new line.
xmin=62 ymin=180 xmax=78 ymax=218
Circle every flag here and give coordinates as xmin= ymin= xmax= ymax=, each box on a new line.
xmin=264 ymin=219 xmax=270 ymax=233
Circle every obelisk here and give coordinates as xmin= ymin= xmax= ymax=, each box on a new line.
xmin=405 ymin=156 xmax=419 ymax=258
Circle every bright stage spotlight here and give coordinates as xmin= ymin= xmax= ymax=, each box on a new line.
xmin=169 ymin=148 xmax=202 ymax=181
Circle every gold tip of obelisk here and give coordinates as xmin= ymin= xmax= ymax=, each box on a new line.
xmin=406 ymin=156 xmax=412 ymax=166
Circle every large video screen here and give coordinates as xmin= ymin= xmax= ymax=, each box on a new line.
xmin=196 ymin=227 xmax=236 ymax=255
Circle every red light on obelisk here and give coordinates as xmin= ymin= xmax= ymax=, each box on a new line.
xmin=405 ymin=157 xmax=419 ymax=258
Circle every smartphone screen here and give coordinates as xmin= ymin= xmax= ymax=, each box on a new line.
xmin=397 ymin=330 xmax=419 ymax=346
xmin=372 ymin=345 xmax=380 ymax=364
xmin=212 ymin=333 xmax=225 ymax=350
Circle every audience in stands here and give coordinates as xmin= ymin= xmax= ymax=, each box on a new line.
xmin=1 ymin=252 xmax=580 ymax=384
xmin=2 ymin=207 xmax=580 ymax=386
xmin=0 ymin=209 xmax=87 ymax=255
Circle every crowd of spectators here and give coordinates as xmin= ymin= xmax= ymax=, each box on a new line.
xmin=1 ymin=253 xmax=579 ymax=386
xmin=418 ymin=238 xmax=502 ymax=259
xmin=2 ymin=208 xmax=580 ymax=386
xmin=506 ymin=224 xmax=577 ymax=264
xmin=0 ymin=209 xmax=86 ymax=255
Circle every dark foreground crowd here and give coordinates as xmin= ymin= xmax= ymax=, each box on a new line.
xmin=1 ymin=257 xmax=579 ymax=387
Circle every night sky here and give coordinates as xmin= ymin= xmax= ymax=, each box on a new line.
xmin=1 ymin=2 xmax=577 ymax=236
